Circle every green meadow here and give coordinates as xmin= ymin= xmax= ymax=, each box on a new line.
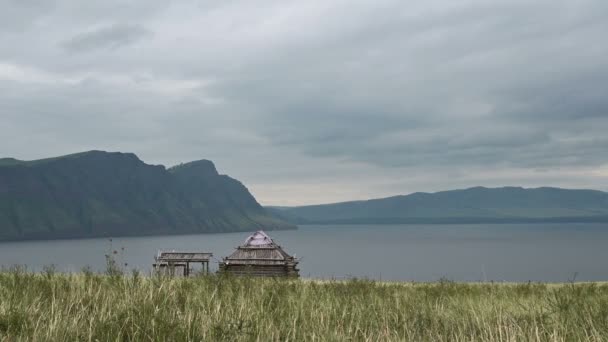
xmin=1 ymin=269 xmax=607 ymax=341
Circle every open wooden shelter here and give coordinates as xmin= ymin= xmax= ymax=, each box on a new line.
xmin=153 ymin=251 xmax=212 ymax=277
xmin=219 ymin=231 xmax=299 ymax=277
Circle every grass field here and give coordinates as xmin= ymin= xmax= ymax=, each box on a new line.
xmin=1 ymin=269 xmax=608 ymax=341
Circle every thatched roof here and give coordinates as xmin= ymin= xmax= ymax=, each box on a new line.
xmin=223 ymin=231 xmax=296 ymax=266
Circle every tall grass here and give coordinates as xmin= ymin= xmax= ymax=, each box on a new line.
xmin=1 ymin=269 xmax=607 ymax=341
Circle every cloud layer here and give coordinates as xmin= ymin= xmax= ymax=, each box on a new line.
xmin=61 ymin=24 xmax=151 ymax=52
xmin=1 ymin=0 xmax=608 ymax=205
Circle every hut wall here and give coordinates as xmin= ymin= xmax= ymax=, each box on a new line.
xmin=220 ymin=264 xmax=298 ymax=277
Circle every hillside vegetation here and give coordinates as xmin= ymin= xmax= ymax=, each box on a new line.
xmin=1 ymin=271 xmax=608 ymax=341
xmin=0 ymin=151 xmax=293 ymax=241
xmin=269 ymin=186 xmax=608 ymax=224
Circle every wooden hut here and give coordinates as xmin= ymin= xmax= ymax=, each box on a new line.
xmin=153 ymin=251 xmax=212 ymax=277
xmin=219 ymin=231 xmax=299 ymax=277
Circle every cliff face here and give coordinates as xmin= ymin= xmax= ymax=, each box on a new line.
xmin=0 ymin=151 xmax=294 ymax=241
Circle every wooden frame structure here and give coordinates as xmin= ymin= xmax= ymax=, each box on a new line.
xmin=153 ymin=251 xmax=212 ymax=277
xmin=219 ymin=231 xmax=299 ymax=277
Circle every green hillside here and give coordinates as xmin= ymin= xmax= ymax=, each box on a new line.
xmin=269 ymin=186 xmax=608 ymax=224
xmin=0 ymin=151 xmax=293 ymax=241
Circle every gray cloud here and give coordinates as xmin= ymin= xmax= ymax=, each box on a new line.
xmin=0 ymin=1 xmax=54 ymax=33
xmin=1 ymin=0 xmax=608 ymax=204
xmin=62 ymin=24 xmax=152 ymax=52
xmin=206 ymin=0 xmax=608 ymax=171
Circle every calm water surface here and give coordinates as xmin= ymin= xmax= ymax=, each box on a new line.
xmin=1 ymin=223 xmax=607 ymax=282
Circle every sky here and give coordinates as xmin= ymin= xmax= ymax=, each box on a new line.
xmin=1 ymin=0 xmax=608 ymax=206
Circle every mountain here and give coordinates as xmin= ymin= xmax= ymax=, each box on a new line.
xmin=268 ymin=187 xmax=608 ymax=224
xmin=0 ymin=151 xmax=294 ymax=241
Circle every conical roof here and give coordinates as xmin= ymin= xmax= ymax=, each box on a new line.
xmin=243 ymin=230 xmax=274 ymax=246
xmin=223 ymin=230 xmax=295 ymax=265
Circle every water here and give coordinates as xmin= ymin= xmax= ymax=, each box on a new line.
xmin=1 ymin=223 xmax=607 ymax=282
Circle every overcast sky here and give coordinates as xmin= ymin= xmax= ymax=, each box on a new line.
xmin=1 ymin=0 xmax=608 ymax=205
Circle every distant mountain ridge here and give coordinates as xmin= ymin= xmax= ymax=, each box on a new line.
xmin=0 ymin=151 xmax=293 ymax=241
xmin=267 ymin=186 xmax=608 ymax=224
